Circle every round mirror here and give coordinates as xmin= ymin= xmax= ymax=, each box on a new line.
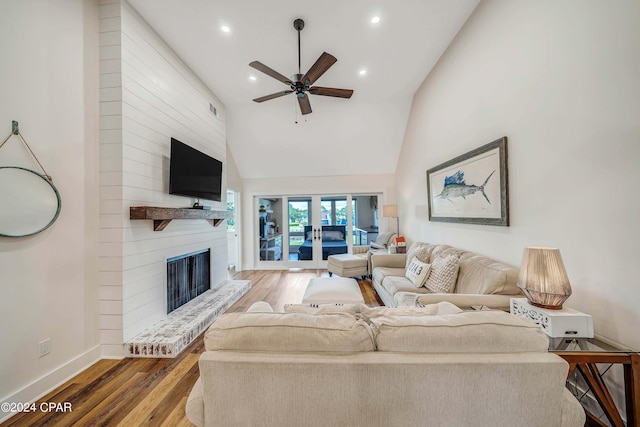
xmin=0 ymin=166 xmax=62 ymax=237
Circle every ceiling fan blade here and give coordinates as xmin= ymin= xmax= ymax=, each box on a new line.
xmin=297 ymin=93 xmax=312 ymax=115
xmin=253 ymin=90 xmax=293 ymax=103
xmin=300 ymin=52 xmax=337 ymax=86
xmin=249 ymin=61 xmax=292 ymax=84
xmin=309 ymin=86 xmax=354 ymax=99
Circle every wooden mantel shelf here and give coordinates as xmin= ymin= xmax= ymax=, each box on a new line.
xmin=130 ymin=206 xmax=233 ymax=231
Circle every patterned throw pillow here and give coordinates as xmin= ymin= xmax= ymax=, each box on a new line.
xmin=424 ymin=252 xmax=460 ymax=293
xmin=405 ymin=257 xmax=431 ymax=288
xmin=405 ymin=242 xmax=432 ymax=269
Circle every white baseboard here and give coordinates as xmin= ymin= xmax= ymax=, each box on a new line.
xmin=0 ymin=345 xmax=103 ymax=424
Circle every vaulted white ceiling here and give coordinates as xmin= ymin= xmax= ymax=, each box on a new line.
xmin=128 ymin=0 xmax=479 ymax=179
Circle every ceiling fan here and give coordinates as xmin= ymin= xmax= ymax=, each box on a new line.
xmin=249 ymin=18 xmax=354 ymax=115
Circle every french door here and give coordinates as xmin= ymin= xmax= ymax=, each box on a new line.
xmin=256 ymin=194 xmax=380 ymax=269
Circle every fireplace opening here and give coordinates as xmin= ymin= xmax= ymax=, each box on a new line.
xmin=167 ymin=249 xmax=210 ymax=314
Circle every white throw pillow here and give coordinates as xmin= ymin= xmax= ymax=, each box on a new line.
xmin=424 ymin=252 xmax=460 ymax=293
xmin=405 ymin=257 xmax=431 ymax=288
xmin=404 ymin=242 xmax=432 ymax=269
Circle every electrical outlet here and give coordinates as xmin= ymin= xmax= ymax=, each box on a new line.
xmin=38 ymin=339 xmax=51 ymax=358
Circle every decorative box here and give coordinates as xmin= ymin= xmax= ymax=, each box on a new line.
xmin=510 ymin=298 xmax=594 ymax=338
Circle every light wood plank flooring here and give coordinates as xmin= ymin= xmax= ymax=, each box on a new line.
xmin=1 ymin=270 xmax=382 ymax=427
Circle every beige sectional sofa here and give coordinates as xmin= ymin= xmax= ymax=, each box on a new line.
xmin=186 ymin=303 xmax=585 ymax=427
xmin=371 ymin=242 xmax=523 ymax=309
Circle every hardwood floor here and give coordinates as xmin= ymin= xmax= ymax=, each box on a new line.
xmin=1 ymin=270 xmax=382 ymax=427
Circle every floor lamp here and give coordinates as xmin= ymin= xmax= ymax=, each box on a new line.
xmin=383 ymin=204 xmax=399 ymax=235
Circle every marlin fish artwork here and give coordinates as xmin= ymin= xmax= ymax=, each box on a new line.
xmin=435 ymin=170 xmax=496 ymax=204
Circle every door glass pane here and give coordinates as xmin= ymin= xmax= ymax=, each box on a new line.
xmin=353 ymin=195 xmax=379 ymax=245
xmin=320 ymin=200 xmax=332 ymax=225
xmin=258 ymin=198 xmax=282 ymax=261
xmin=320 ymin=197 xmax=348 ymax=260
xmin=335 ymin=200 xmax=347 ymax=225
xmin=288 ymin=198 xmax=312 ymax=262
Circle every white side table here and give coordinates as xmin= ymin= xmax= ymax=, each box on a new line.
xmin=510 ymin=298 xmax=594 ymax=338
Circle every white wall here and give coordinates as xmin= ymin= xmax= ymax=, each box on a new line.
xmin=226 ymin=146 xmax=242 ymax=192
xmin=397 ymin=0 xmax=640 ymax=348
xmin=241 ymin=174 xmax=395 ymax=270
xmin=98 ymin=0 xmax=228 ymax=354
xmin=0 ymin=0 xmax=101 ymax=418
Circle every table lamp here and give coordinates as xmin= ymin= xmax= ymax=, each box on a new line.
xmin=382 ymin=204 xmax=399 ymax=234
xmin=517 ymin=246 xmax=572 ymax=310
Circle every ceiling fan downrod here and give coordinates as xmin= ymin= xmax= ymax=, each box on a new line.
xmin=293 ymin=19 xmax=304 ymax=75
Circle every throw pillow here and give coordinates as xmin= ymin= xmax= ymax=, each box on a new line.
xmin=375 ymin=231 xmax=395 ymax=247
xmin=424 ymin=252 xmax=460 ymax=293
xmin=322 ymin=230 xmax=344 ymax=241
xmin=405 ymin=257 xmax=431 ymax=288
xmin=404 ymin=242 xmax=432 ymax=269
xmin=370 ymin=241 xmax=387 ymax=250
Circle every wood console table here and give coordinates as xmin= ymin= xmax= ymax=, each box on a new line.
xmin=550 ymin=337 xmax=639 ymax=427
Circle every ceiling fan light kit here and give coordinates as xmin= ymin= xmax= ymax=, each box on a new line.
xmin=249 ymin=18 xmax=354 ymax=115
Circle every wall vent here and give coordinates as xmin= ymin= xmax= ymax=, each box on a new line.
xmin=209 ymin=103 xmax=217 ymax=117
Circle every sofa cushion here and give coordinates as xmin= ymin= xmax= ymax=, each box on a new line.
xmin=372 ymin=266 xmax=406 ymax=285
xmin=371 ymin=310 xmax=549 ymax=353
xmin=284 ymin=303 xmax=359 ymax=315
xmin=424 ymin=251 xmax=460 ymax=293
xmin=381 ymin=275 xmax=431 ymax=298
xmin=405 ymin=257 xmax=431 ymax=288
xmin=456 ymin=252 xmax=520 ymax=295
xmin=360 ymin=302 xmax=463 ymax=323
xmin=204 ymin=312 xmax=375 ymax=353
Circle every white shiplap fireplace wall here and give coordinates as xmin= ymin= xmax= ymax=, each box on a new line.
xmin=99 ymin=0 xmax=228 ymax=357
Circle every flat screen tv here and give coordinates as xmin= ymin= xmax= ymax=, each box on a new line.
xmin=169 ymin=137 xmax=223 ymax=202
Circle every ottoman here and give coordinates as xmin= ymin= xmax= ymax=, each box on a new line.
xmin=327 ymin=253 xmax=368 ymax=278
xmin=302 ymin=277 xmax=365 ymax=304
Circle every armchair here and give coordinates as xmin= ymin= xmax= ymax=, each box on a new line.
xmin=352 ymin=232 xmax=397 ymax=276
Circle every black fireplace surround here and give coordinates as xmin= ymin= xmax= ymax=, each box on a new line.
xmin=166 ymin=249 xmax=210 ymax=313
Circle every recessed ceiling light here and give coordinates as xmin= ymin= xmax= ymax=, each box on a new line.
xmin=221 ymin=25 xmax=230 ymax=33
xmin=371 ymin=16 xmax=380 ymax=24
xmin=249 ymin=75 xmax=256 ymax=81
xmin=359 ymin=69 xmax=367 ymax=76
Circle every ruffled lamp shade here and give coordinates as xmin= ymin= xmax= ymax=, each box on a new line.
xmin=517 ymin=247 xmax=572 ymax=310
